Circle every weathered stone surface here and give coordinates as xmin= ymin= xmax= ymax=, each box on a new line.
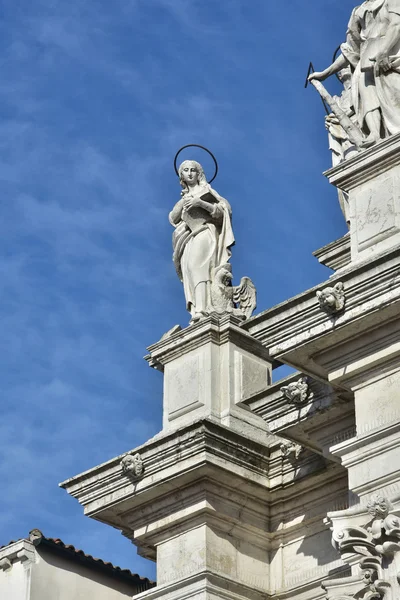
xmin=326 ymin=133 xmax=400 ymax=264
xmin=313 ymin=233 xmax=351 ymax=272
xmin=61 ymin=418 xmax=348 ymax=597
xmin=145 ymin=314 xmax=272 ymax=437
xmin=245 ymin=373 xmax=354 ymax=462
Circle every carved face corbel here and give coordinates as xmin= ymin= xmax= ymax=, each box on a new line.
xmin=316 ymin=282 xmax=345 ymax=315
xmin=280 ymin=440 xmax=303 ymax=461
xmin=120 ymin=453 xmax=145 ymax=479
xmin=280 ymin=377 xmax=310 ymax=405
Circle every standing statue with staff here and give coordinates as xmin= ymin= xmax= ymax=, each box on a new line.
xmin=308 ymin=0 xmax=400 ymax=149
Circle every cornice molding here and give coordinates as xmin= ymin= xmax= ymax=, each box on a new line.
xmin=324 ymin=132 xmax=400 ymax=190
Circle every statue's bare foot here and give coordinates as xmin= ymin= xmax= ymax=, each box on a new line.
xmin=360 ymin=135 xmax=379 ymax=149
xmin=190 ymin=311 xmax=209 ymax=325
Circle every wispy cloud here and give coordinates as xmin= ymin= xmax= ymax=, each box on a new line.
xmin=0 ymin=0 xmax=349 ymax=579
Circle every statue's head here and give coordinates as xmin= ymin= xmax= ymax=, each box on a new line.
xmin=179 ymin=160 xmax=207 ymax=190
xmin=214 ymin=263 xmax=233 ymax=287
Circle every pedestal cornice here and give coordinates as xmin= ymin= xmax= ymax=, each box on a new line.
xmin=145 ymin=314 xmax=272 ymax=372
xmin=324 ymin=131 xmax=400 ymax=190
xmin=59 ymin=419 xmax=271 ymax=520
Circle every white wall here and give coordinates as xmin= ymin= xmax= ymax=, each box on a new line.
xmin=30 ymin=547 xmax=139 ymax=600
xmin=0 ymin=559 xmax=31 ymax=600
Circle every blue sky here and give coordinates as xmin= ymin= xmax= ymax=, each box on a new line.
xmin=1 ymin=0 xmax=353 ymax=582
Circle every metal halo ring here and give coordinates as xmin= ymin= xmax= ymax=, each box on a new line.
xmin=333 ymin=45 xmax=342 ymax=82
xmin=174 ymin=144 xmax=218 ymax=184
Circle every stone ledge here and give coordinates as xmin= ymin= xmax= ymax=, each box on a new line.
xmin=130 ymin=570 xmax=273 ymax=600
xmin=60 ymin=419 xmax=272 ymax=519
xmin=146 ymin=313 xmax=271 ymax=372
xmin=313 ymin=233 xmax=351 ymax=272
xmin=244 ymin=246 xmax=400 ymax=382
xmin=244 ymin=372 xmax=354 ymax=462
xmin=324 ymin=131 xmax=400 ymax=190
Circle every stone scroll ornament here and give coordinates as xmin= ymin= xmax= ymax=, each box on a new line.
xmin=316 ymin=282 xmax=345 ymax=315
xmin=170 ymin=146 xmax=256 ymax=324
xmin=120 ymin=453 xmax=144 ymax=479
xmin=324 ymin=495 xmax=400 ymax=600
xmin=307 ymin=1 xmax=400 ymax=151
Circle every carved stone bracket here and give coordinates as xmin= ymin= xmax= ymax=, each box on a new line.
xmin=280 ymin=440 xmax=303 ymax=461
xmin=0 ymin=558 xmax=12 ymax=571
xmin=120 ymin=453 xmax=144 ymax=479
xmin=316 ymin=282 xmax=346 ymax=315
xmin=324 ymin=495 xmax=400 ymax=600
xmin=280 ymin=377 xmax=312 ymax=405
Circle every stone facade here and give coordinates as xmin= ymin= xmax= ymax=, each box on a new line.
xmin=61 ymin=50 xmax=400 ymax=600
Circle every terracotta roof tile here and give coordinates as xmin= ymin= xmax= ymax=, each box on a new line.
xmin=1 ymin=530 xmax=155 ymax=590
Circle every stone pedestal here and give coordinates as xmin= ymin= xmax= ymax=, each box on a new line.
xmin=61 ymin=314 xmax=348 ymax=600
xmin=145 ymin=315 xmax=272 ymax=439
xmin=61 ymin=419 xmax=271 ymax=599
xmin=325 ymin=133 xmax=400 ymax=264
xmin=61 ymin=317 xmax=273 ymax=599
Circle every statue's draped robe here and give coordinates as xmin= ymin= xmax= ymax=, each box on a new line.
xmin=327 ymin=84 xmax=355 ymax=164
xmin=170 ymin=185 xmax=235 ymax=313
xmin=341 ymin=0 xmax=400 ymax=135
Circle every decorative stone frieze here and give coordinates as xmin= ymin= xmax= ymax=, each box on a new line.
xmin=316 ymin=282 xmax=345 ymax=315
xmin=120 ymin=453 xmax=144 ymax=479
xmin=280 ymin=377 xmax=311 ymax=405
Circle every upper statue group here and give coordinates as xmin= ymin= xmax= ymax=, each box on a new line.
xmin=310 ymin=0 xmax=400 ymax=152
xmin=171 ymin=0 xmax=400 ymax=323
xmin=307 ymin=0 xmax=400 ymax=222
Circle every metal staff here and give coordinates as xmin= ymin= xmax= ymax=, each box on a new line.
xmin=305 ymin=62 xmax=364 ymax=148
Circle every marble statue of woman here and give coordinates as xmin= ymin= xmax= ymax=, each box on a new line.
xmin=169 ymin=160 xmax=235 ymax=323
xmin=309 ymin=0 xmax=400 ymax=147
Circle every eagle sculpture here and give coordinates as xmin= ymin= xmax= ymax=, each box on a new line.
xmin=210 ymin=263 xmax=256 ymax=320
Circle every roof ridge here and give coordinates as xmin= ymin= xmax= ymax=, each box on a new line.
xmin=1 ymin=530 xmax=155 ymax=589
